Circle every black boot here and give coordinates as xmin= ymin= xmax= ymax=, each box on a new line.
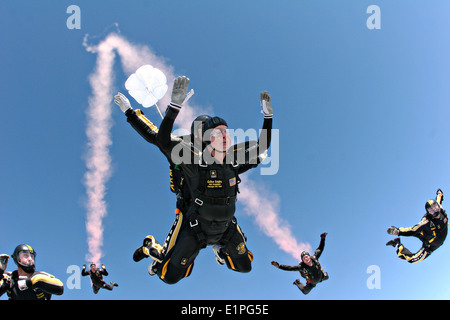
xmin=386 ymin=237 xmax=400 ymax=247
xmin=133 ymin=246 xmax=148 ymax=262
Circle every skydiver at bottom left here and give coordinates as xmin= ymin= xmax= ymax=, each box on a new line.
xmin=0 ymin=244 xmax=64 ymax=300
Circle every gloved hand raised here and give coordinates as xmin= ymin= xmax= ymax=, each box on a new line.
xmin=170 ymin=76 xmax=194 ymax=108
xmin=0 ymin=254 xmax=9 ymax=271
xmin=114 ymin=92 xmax=132 ymax=113
xmin=260 ymin=91 xmax=273 ymax=118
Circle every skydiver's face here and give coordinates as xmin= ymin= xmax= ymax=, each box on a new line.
xmin=428 ymin=203 xmax=441 ymax=217
xmin=302 ymin=254 xmax=312 ymax=266
xmin=210 ymin=125 xmax=231 ymax=152
xmin=18 ymin=252 xmax=35 ymax=267
xmin=90 ymin=265 xmax=97 ymax=272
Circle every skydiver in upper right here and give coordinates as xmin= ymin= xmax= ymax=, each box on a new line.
xmin=386 ymin=188 xmax=448 ymax=264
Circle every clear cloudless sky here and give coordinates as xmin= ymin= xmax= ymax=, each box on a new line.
xmin=1 ymin=0 xmax=450 ymax=302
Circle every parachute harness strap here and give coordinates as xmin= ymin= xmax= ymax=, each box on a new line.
xmin=187 ymin=195 xmax=207 ymax=249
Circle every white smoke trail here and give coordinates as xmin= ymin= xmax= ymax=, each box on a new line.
xmin=82 ymin=32 xmax=308 ymax=263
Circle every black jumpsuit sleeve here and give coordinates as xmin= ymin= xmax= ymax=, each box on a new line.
xmin=277 ymin=264 xmax=301 ymax=271
xmin=125 ymin=109 xmax=158 ymax=145
xmin=398 ymin=216 xmax=430 ymax=237
xmin=100 ymin=268 xmax=109 ymax=276
xmin=156 ymin=104 xmax=180 ymax=153
xmin=30 ymin=272 xmax=64 ymax=296
xmin=257 ymin=117 xmax=272 ymax=154
xmin=313 ymin=236 xmax=326 ymax=260
xmin=237 ymin=117 xmax=273 ymax=174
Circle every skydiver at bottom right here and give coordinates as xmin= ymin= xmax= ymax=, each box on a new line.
xmin=386 ymin=188 xmax=448 ymax=264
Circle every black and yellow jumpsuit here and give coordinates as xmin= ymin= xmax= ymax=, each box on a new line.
xmin=0 ymin=270 xmax=64 ymax=300
xmin=126 ymin=107 xmax=271 ymax=284
xmin=152 ymin=103 xmax=270 ymax=284
xmin=395 ymin=193 xmax=448 ymax=264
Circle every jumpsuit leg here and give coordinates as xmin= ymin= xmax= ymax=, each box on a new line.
xmin=220 ymin=223 xmax=253 ymax=273
xmin=294 ymin=280 xmax=315 ymax=295
xmin=396 ymin=244 xmax=430 ymax=264
xmin=156 ymin=223 xmax=202 ymax=285
xmin=102 ymin=282 xmax=115 ymax=290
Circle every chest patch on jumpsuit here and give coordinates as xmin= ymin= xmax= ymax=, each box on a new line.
xmin=206 ymin=170 xmax=222 ymax=188
xmin=206 ymin=179 xmax=223 ymax=188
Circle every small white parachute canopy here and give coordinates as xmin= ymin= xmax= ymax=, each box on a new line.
xmin=125 ymin=65 xmax=168 ymax=108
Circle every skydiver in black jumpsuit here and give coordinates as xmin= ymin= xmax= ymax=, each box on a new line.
xmin=271 ymin=233 xmax=329 ymax=295
xmin=131 ymin=76 xmax=273 ymax=284
xmin=114 ymin=78 xmax=272 ymax=282
xmin=386 ymin=189 xmax=448 ymax=264
xmin=82 ymin=263 xmax=118 ymax=294
xmin=0 ymin=244 xmax=64 ymax=300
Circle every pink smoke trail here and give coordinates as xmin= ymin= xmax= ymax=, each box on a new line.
xmin=83 ymin=33 xmax=171 ymax=264
xmin=83 ymin=32 xmax=308 ymax=264
xmin=83 ymin=39 xmax=115 ymax=265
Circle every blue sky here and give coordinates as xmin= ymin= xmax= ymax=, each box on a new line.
xmin=1 ymin=0 xmax=450 ymax=301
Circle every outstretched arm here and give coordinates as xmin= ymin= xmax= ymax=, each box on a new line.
xmin=157 ymin=76 xmax=191 ymax=152
xmin=126 ymin=109 xmax=159 ymax=145
xmin=398 ymin=217 xmax=429 ymax=237
xmin=114 ymin=92 xmax=159 ymax=145
xmin=236 ymin=91 xmax=274 ymax=173
xmin=100 ymin=264 xmax=109 ymax=276
xmin=81 ymin=264 xmax=89 ymax=276
xmin=313 ymin=233 xmax=327 ymax=260
xmin=271 ymin=261 xmax=301 ymax=271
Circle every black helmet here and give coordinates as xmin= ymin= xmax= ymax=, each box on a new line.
xmin=190 ymin=114 xmax=211 ymax=141
xmin=300 ymin=251 xmax=310 ymax=260
xmin=202 ymin=116 xmax=228 ymax=143
xmin=12 ymin=244 xmax=36 ymax=273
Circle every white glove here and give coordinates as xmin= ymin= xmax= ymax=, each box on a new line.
xmin=170 ymin=76 xmax=194 ymax=108
xmin=0 ymin=254 xmax=9 ymax=271
xmin=260 ymin=91 xmax=273 ymax=118
xmin=17 ymin=276 xmax=31 ymax=291
xmin=387 ymin=226 xmax=399 ymax=236
xmin=114 ymin=92 xmax=132 ymax=113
